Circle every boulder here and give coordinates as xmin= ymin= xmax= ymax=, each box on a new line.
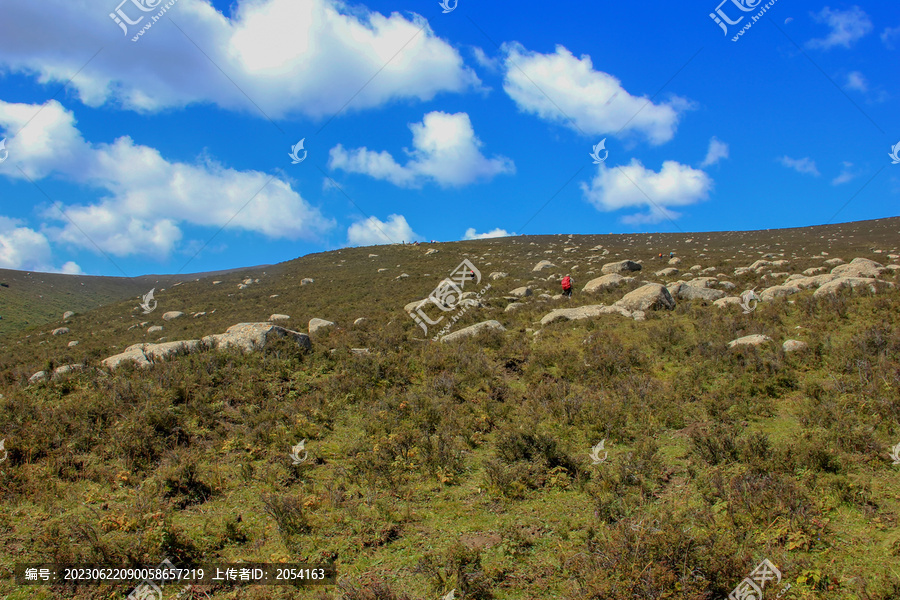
xmin=425 ymin=249 xmax=439 ymax=255
xmin=52 ymin=327 xmax=69 ymax=336
xmin=540 ymin=305 xmax=632 ymax=326
xmin=203 ymin=323 xmax=312 ymax=353
xmin=147 ymin=326 xmax=164 ymax=334
xmin=350 ymin=348 xmax=371 ymax=356
xmin=63 ymin=311 xmax=75 ymax=319
xmin=803 ymin=267 xmax=826 ymax=276
xmin=301 ymin=278 xmax=314 ymax=285
xmin=602 ymin=260 xmax=642 ymax=275
xmin=489 ymin=272 xmax=508 ymax=280
xmin=269 ymin=314 xmax=291 ymax=321
xmin=615 ymin=283 xmax=676 ymax=311
xmin=67 ymin=341 xmax=79 ymax=348
xmin=583 ymin=273 xmax=631 ymax=293
xmin=749 ymin=260 xmax=772 ymax=271
xmin=824 ymin=258 xmax=845 ymax=266
xmin=831 ymin=258 xmax=884 ymax=278
xmin=308 ymin=318 xmax=336 ymax=334
xmin=672 ymin=284 xmax=726 ymax=302
xmin=504 ymin=302 xmax=524 ymax=313
xmin=440 ymin=320 xmax=506 ymax=343
xmin=813 ymin=277 xmax=893 ymax=298
xmin=782 ymin=340 xmax=808 ymax=353
xmin=684 ymin=277 xmax=717 ymax=289
xmin=714 ymin=296 xmax=743 ymax=309
xmin=532 ymin=260 xmax=555 ymax=272
xmin=52 ymin=364 xmax=83 ymax=378
xmin=728 ymin=334 xmax=773 ymax=349
xmin=509 ymin=286 xmax=533 ymax=298
xmin=792 ymin=273 xmax=838 ymax=289
xmin=29 ymin=371 xmax=48 ymax=384
xmin=758 ymin=285 xmax=800 ymax=301
xmin=655 ymin=268 xmax=679 ymax=277
xmin=668 ymin=257 xmax=682 ymax=265
xmin=162 ymin=311 xmax=184 ymax=321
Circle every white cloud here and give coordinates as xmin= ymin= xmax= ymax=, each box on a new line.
xmin=501 ymin=43 xmax=688 ymax=145
xmin=701 ymin=137 xmax=729 ymax=167
xmin=0 ymin=0 xmax=480 ymax=118
xmin=807 ymin=6 xmax=872 ymax=50
xmin=347 ymin=214 xmax=417 ymax=246
xmin=779 ymin=156 xmax=820 ymax=176
xmin=0 ymin=216 xmax=82 ymax=273
xmin=832 ymin=161 xmax=857 ymax=185
xmin=0 ymin=100 xmax=334 ymax=258
xmin=881 ymin=26 xmax=900 ymax=49
xmin=463 ymin=227 xmax=513 ymax=240
xmin=329 ymin=111 xmax=514 ymax=188
xmin=580 ymin=160 xmax=712 ymax=224
xmin=845 ymin=71 xmax=868 ymax=93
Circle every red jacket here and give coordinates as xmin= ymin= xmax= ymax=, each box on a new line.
xmin=561 ymin=276 xmax=572 ymax=290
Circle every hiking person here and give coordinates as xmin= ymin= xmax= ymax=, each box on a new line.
xmin=561 ymin=274 xmax=573 ymax=299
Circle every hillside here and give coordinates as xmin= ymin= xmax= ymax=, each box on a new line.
xmin=0 ymin=217 xmax=899 ymax=599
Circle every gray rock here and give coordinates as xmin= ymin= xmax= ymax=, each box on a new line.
xmin=52 ymin=327 xmax=69 ymax=336
xmin=301 ymin=278 xmax=314 ymax=285
xmin=655 ymin=267 xmax=679 ymax=277
xmin=674 ymin=285 xmax=726 ymax=302
xmin=615 ymin=284 xmax=676 ymax=311
xmin=582 ymin=273 xmax=631 ymax=293
xmin=601 ymin=260 xmax=642 ymax=275
xmin=540 ymin=304 xmax=632 ymax=326
xmin=269 ymin=314 xmax=291 ymax=321
xmin=440 ymin=320 xmax=506 ymax=343
xmin=203 ymin=323 xmax=311 ymax=353
xmin=728 ymin=334 xmax=773 ymax=349
xmin=29 ymin=371 xmax=48 ymax=383
xmin=758 ymin=285 xmax=801 ymax=301
xmin=792 ymin=273 xmax=839 ymax=289
xmin=489 ymin=272 xmax=508 ymax=280
xmin=308 ymin=318 xmax=336 ymax=334
xmin=831 ymin=258 xmax=884 ymax=278
xmin=813 ymin=276 xmax=893 ymax=298
xmin=668 ymin=257 xmax=682 ymax=265
xmin=148 ymin=326 xmax=164 ymax=334
xmin=354 ymin=317 xmax=367 ymax=326
xmin=509 ymin=286 xmax=533 ymax=298
xmin=505 ymin=302 xmax=524 ymax=313
xmin=67 ymin=341 xmax=79 ymax=348
xmin=63 ymin=311 xmax=75 ymax=319
xmin=425 ymin=249 xmax=439 ymax=255
xmin=52 ymin=364 xmax=83 ymax=378
xmin=782 ymin=340 xmax=808 ymax=353
xmin=532 ymin=260 xmax=556 ymax=272
xmin=714 ymin=296 xmax=743 ymax=308
xmin=162 ymin=311 xmax=184 ymax=321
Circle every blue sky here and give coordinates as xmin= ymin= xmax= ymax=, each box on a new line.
xmin=0 ymin=0 xmax=898 ymax=276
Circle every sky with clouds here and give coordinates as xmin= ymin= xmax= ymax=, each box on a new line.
xmin=0 ymin=0 xmax=897 ymax=275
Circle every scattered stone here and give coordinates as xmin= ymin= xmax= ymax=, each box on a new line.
xmin=532 ymin=260 xmax=556 ymax=272
xmin=813 ymin=276 xmax=893 ymax=298
xmin=193 ymin=312 xmax=206 ymax=318
xmin=582 ymin=273 xmax=631 ymax=293
xmin=831 ymin=258 xmax=884 ymax=278
xmin=509 ymin=286 xmax=533 ymax=298
xmin=148 ymin=326 xmax=164 ymax=334
xmin=540 ymin=304 xmax=632 ymax=326
xmin=425 ymin=249 xmax=439 ymax=255
xmin=782 ymin=340 xmax=808 ymax=353
xmin=162 ymin=311 xmax=184 ymax=321
xmin=655 ymin=267 xmax=679 ymax=277
xmin=67 ymin=341 xmax=79 ymax=348
xmin=29 ymin=371 xmax=48 ymax=384
xmin=615 ymin=284 xmax=676 ymax=311
xmin=212 ymin=281 xmax=222 ymax=285
xmin=714 ymin=296 xmax=743 ymax=308
xmin=269 ymin=314 xmax=291 ymax=321
xmin=601 ymin=260 xmax=642 ymax=275
xmin=354 ymin=317 xmax=367 ymax=326
xmin=668 ymin=257 xmax=682 ymax=265
xmin=728 ymin=334 xmax=773 ymax=349
xmin=823 ymin=258 xmax=845 ymax=266
xmin=489 ymin=272 xmax=508 ymax=280
xmin=301 ymin=278 xmax=314 ymax=285
xmin=63 ymin=311 xmax=75 ymax=319
xmin=792 ymin=273 xmax=839 ymax=289
xmin=440 ymin=320 xmax=506 ymax=343
xmin=395 ymin=273 xmax=409 ymax=280
xmin=670 ymin=284 xmax=726 ymax=302
xmin=52 ymin=364 xmax=83 ymax=378
xmin=52 ymin=327 xmax=69 ymax=336
xmin=505 ymin=302 xmax=524 ymax=312
xmin=308 ymin=318 xmax=336 ymax=334
xmin=758 ymin=285 xmax=800 ymax=302
xmin=350 ymin=348 xmax=371 ymax=356
xmin=203 ymin=323 xmax=311 ymax=354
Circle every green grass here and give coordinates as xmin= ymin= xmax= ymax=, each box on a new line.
xmin=0 ymin=218 xmax=899 ymax=599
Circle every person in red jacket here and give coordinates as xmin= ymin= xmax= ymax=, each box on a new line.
xmin=561 ymin=274 xmax=573 ymax=299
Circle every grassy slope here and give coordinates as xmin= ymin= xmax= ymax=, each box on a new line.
xmin=0 ymin=217 xmax=898 ymax=599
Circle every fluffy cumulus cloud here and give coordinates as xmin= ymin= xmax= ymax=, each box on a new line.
xmin=0 ymin=0 xmax=479 ymax=118
xmin=347 ymin=214 xmax=417 ymax=246
xmin=832 ymin=162 xmax=858 ymax=186
xmin=701 ymin=137 xmax=729 ymax=167
xmin=501 ymin=43 xmax=688 ymax=145
xmin=580 ymin=160 xmax=712 ymax=224
xmin=807 ymin=6 xmax=873 ymax=50
xmin=779 ymin=156 xmax=820 ymax=176
xmin=329 ymin=111 xmax=514 ymax=188
xmin=463 ymin=227 xmax=513 ymax=240
xmin=844 ymin=71 xmax=868 ymax=92
xmin=0 ymin=100 xmax=333 ymax=259
xmin=0 ymin=216 xmax=83 ymax=273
